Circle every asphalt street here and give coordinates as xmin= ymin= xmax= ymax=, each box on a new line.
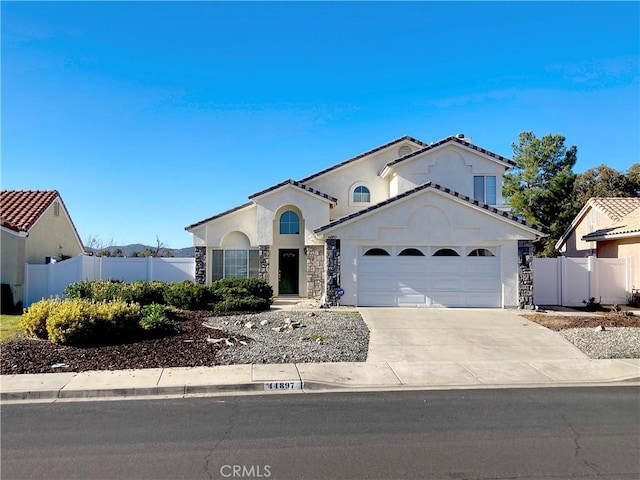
xmin=2 ymin=387 xmax=639 ymax=480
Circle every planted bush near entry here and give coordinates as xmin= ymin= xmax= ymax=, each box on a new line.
xmin=163 ymin=281 xmax=218 ymax=310
xmin=140 ymin=304 xmax=175 ymax=333
xmin=212 ymin=278 xmax=273 ymax=304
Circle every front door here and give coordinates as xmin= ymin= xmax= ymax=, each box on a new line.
xmin=278 ymin=249 xmax=299 ymax=295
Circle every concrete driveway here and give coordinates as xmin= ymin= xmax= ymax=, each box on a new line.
xmin=359 ymin=308 xmax=588 ymax=363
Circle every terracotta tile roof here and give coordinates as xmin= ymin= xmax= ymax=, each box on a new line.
xmin=298 ymin=135 xmax=429 ymax=183
xmin=314 ymin=182 xmax=547 ymax=235
xmin=589 ymin=197 xmax=640 ymax=222
xmin=383 ymin=136 xmax=515 ymax=171
xmin=249 ymin=179 xmax=338 ymax=203
xmin=582 ymin=204 xmax=640 ymax=240
xmin=1 ymin=190 xmax=61 ymax=233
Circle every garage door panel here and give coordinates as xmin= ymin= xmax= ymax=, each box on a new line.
xmin=358 ymin=248 xmax=501 ymax=307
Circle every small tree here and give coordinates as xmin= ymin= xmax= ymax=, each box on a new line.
xmin=503 ymin=131 xmax=578 ymax=256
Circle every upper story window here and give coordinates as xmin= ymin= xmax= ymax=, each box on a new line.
xmin=353 ymin=185 xmax=371 ymax=203
xmin=279 ymin=210 xmax=300 ymax=235
xmin=473 ymin=176 xmax=497 ymax=204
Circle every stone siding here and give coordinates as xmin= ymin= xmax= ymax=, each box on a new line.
xmin=258 ymin=245 xmax=270 ymax=282
xmin=195 ymin=247 xmax=206 ymax=284
xmin=306 ymin=245 xmax=324 ymax=300
xmin=325 ymin=238 xmax=341 ymax=305
xmin=518 ymin=240 xmax=534 ymax=309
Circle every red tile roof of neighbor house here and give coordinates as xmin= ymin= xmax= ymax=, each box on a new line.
xmin=589 ymin=197 xmax=640 ymax=222
xmin=0 ymin=190 xmax=61 ymax=233
xmin=583 ymin=204 xmax=640 ymax=240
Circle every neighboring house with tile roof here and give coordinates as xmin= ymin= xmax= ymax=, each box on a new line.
xmin=186 ymin=134 xmax=547 ymax=308
xmin=580 ymin=200 xmax=640 ymax=289
xmin=1 ymin=190 xmax=84 ymax=309
xmin=555 ymin=197 xmax=640 ymax=257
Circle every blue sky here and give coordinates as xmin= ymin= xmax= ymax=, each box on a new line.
xmin=2 ymin=1 xmax=639 ymax=249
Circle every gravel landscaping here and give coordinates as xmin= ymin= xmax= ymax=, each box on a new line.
xmin=206 ymin=310 xmax=369 ymax=365
xmin=559 ymin=327 xmax=640 ymax=359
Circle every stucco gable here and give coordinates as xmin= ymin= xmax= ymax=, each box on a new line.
xmin=249 ymin=179 xmax=337 ymax=204
xmin=582 ymin=206 xmax=640 ymax=240
xmin=380 ymin=135 xmax=514 ymax=178
xmin=315 ymin=182 xmax=547 ymax=237
xmin=298 ymin=135 xmax=428 ymax=184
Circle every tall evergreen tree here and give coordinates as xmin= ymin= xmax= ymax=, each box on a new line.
xmin=503 ymin=132 xmax=577 ymax=256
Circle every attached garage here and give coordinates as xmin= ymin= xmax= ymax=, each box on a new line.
xmin=357 ymin=246 xmax=501 ymax=307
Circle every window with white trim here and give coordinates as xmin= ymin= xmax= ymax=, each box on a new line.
xmin=473 ymin=175 xmax=497 ymax=204
xmin=212 ymin=249 xmax=259 ymax=281
xmin=353 ymin=185 xmax=371 ymax=203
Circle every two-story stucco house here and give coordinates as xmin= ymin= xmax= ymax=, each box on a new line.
xmin=186 ymin=134 xmax=547 ymax=308
xmin=1 ymin=190 xmax=84 ymax=310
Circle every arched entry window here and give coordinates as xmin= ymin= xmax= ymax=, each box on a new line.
xmin=279 ymin=210 xmax=300 ymax=234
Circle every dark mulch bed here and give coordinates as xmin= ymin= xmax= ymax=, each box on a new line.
xmin=522 ymin=312 xmax=639 ymax=331
xmin=0 ymin=310 xmax=253 ymax=375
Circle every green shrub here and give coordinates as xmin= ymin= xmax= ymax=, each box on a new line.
xmin=140 ymin=304 xmax=175 ymax=333
xmin=64 ymin=280 xmax=125 ymax=302
xmin=20 ymin=298 xmax=63 ymax=339
xmin=212 ymin=295 xmax=269 ymax=312
xmin=118 ymin=281 xmax=167 ymax=306
xmin=46 ymin=299 xmax=141 ymax=346
xmin=212 ymin=278 xmax=273 ymax=303
xmin=163 ymin=281 xmax=218 ymax=310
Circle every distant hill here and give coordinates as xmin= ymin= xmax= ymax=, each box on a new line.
xmin=85 ymin=244 xmax=194 ymax=258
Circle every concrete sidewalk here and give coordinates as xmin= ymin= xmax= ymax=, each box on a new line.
xmin=2 ymin=358 xmax=639 ymax=402
xmin=2 ymin=304 xmax=639 ymax=402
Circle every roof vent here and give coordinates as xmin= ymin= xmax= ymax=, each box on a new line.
xmin=398 ymin=145 xmax=412 ymax=157
xmin=456 ymin=133 xmax=465 ymax=139
xmin=455 ymin=133 xmax=472 ymax=144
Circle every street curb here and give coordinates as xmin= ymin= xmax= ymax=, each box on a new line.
xmin=3 ymin=377 xmax=639 ymax=402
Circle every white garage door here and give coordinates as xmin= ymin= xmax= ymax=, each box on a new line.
xmin=358 ymin=247 xmax=501 ymax=307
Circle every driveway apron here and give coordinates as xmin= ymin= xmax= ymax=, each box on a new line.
xmin=359 ymin=308 xmax=588 ymax=363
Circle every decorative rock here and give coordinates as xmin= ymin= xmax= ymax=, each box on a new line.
xmin=595 ymin=325 xmax=606 ymax=332
xmin=284 ymin=318 xmax=292 ymax=324
xmin=260 ymin=319 xmax=271 ymax=326
xmin=245 ymin=322 xmax=256 ymax=329
xmin=307 ymin=312 xmax=316 ymax=317
xmin=272 ymin=326 xmax=286 ymax=332
xmin=51 ymin=363 xmax=68 ymax=369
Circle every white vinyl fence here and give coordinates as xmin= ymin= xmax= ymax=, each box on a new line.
xmin=533 ymin=256 xmax=632 ymax=307
xmin=24 ymin=255 xmax=195 ymax=307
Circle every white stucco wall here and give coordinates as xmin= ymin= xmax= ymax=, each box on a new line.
xmin=195 ymin=206 xmax=258 ymax=247
xmin=389 ymin=145 xmax=507 ymax=203
xmin=304 ymin=140 xmax=419 ymax=220
xmin=253 ymin=186 xmax=331 ymax=246
xmin=323 ymin=189 xmax=537 ymax=307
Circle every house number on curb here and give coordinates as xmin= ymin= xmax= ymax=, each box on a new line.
xmin=264 ymin=381 xmax=303 ymax=390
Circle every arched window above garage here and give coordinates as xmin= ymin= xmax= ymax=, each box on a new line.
xmin=468 ymin=248 xmax=495 ymax=257
xmin=364 ymin=248 xmax=390 ymax=256
xmin=433 ymin=248 xmax=459 ymax=257
xmin=398 ymin=248 xmax=424 ymax=256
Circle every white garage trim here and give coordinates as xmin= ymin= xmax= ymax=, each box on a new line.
xmin=357 ymin=246 xmax=501 ymax=307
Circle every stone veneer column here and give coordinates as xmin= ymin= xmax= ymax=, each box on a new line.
xmin=306 ymin=245 xmax=324 ymax=300
xmin=325 ymin=238 xmax=341 ymax=306
xmin=258 ymin=245 xmax=270 ymax=283
xmin=518 ymin=240 xmax=534 ymax=309
xmin=195 ymin=247 xmax=206 ymax=284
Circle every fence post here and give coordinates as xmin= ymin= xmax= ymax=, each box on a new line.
xmin=588 ymin=256 xmax=596 ymax=303
xmin=560 ymin=256 xmax=566 ymax=306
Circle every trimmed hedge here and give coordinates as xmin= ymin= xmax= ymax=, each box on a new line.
xmin=64 ymin=279 xmax=273 ymax=311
